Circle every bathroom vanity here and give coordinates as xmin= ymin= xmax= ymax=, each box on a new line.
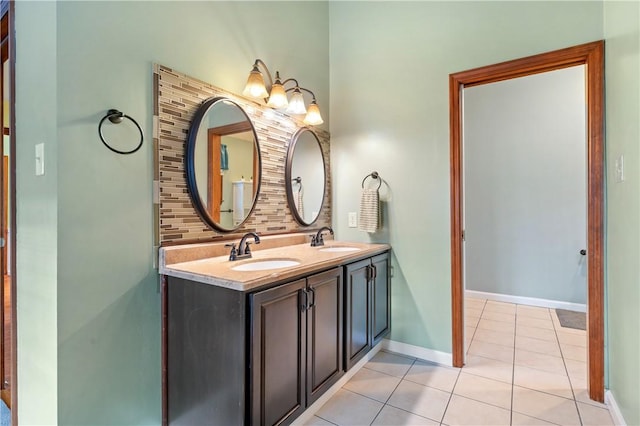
xmin=154 ymin=67 xmax=390 ymax=425
xmin=160 ymin=237 xmax=390 ymax=425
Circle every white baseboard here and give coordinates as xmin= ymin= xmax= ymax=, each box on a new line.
xmin=382 ymin=339 xmax=452 ymax=366
xmin=292 ymin=342 xmax=383 ymax=425
xmin=606 ymin=390 xmax=628 ymax=426
xmin=465 ymin=290 xmax=587 ymax=313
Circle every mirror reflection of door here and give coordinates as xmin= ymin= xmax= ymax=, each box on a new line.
xmin=190 ymin=98 xmax=261 ymax=232
xmin=206 ymin=121 xmax=258 ymax=229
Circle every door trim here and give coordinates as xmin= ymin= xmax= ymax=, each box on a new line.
xmin=449 ymin=41 xmax=604 ymax=402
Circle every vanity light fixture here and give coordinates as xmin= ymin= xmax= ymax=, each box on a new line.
xmin=286 ymin=86 xmax=307 ymax=115
xmin=266 ymin=72 xmax=288 ymax=109
xmin=303 ymin=99 xmax=323 ymax=126
xmin=243 ymin=62 xmax=270 ymax=98
xmin=243 ymin=59 xmax=324 ymax=125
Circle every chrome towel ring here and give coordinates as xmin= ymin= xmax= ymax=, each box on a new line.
xmin=361 ymin=171 xmax=382 ymax=190
xmin=98 ymin=109 xmax=144 ymax=155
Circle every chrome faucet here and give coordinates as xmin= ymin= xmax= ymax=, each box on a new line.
xmin=311 ymin=227 xmax=334 ymax=247
xmin=226 ymin=232 xmax=261 ymax=261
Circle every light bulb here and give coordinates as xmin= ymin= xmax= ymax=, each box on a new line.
xmin=286 ymin=88 xmax=307 ymax=115
xmin=303 ymin=101 xmax=323 ymax=125
xmin=243 ymin=66 xmax=268 ymax=99
xmin=267 ymin=82 xmax=288 ymax=109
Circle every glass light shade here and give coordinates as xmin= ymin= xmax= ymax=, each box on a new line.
xmin=267 ymin=83 xmax=288 ymax=109
xmin=286 ymin=88 xmax=307 ymax=115
xmin=243 ymin=67 xmax=269 ymax=99
xmin=303 ymin=101 xmax=323 ymax=125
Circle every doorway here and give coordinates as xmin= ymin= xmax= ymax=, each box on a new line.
xmin=449 ymin=41 xmax=604 ymax=401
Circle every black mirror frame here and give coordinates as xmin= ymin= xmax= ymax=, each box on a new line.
xmin=285 ymin=127 xmax=326 ymax=227
xmin=185 ymin=96 xmax=262 ymax=233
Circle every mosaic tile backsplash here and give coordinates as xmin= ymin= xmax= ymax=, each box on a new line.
xmin=153 ymin=64 xmax=332 ymax=245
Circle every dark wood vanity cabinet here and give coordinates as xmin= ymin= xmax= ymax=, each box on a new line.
xmin=167 ymin=278 xmax=248 ymax=426
xmin=344 ymin=252 xmax=391 ymax=370
xmin=165 ymin=250 xmax=388 ymax=426
xmin=249 ymin=267 xmax=343 ymax=426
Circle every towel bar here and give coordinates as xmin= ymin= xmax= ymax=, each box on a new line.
xmin=361 ymin=171 xmax=382 ymax=190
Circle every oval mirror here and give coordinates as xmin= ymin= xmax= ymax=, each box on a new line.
xmin=186 ymin=97 xmax=261 ymax=232
xmin=285 ymin=128 xmax=326 ymax=226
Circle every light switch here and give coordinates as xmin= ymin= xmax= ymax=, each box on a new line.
xmin=35 ymin=143 xmax=45 ymax=176
xmin=615 ymin=154 xmax=625 ymax=183
xmin=348 ymin=212 xmax=358 ymax=228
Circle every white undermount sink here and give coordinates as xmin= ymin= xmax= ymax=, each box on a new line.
xmin=318 ymin=246 xmax=362 ymax=253
xmin=231 ymin=259 xmax=301 ymax=272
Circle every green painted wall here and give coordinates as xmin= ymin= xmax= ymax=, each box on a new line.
xmin=15 ymin=1 xmax=640 ymax=423
xmin=16 ymin=1 xmax=328 ymax=423
xmin=604 ymin=1 xmax=640 ymax=424
xmin=329 ymin=1 xmax=603 ymax=353
xmin=15 ymin=2 xmax=59 ymax=424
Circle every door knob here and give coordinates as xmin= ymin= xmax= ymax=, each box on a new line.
xmin=580 ymin=249 xmax=587 ymax=255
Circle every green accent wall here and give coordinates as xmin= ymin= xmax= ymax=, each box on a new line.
xmin=329 ymin=1 xmax=603 ymax=353
xmin=16 ymin=1 xmax=328 ymax=423
xmin=15 ymin=3 xmax=59 ymax=425
xmin=13 ymin=1 xmax=640 ymax=424
xmin=604 ymin=1 xmax=640 ymax=424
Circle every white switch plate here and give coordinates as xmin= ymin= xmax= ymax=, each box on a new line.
xmin=615 ymin=154 xmax=625 ymax=183
xmin=348 ymin=212 xmax=357 ymax=228
xmin=35 ymin=143 xmax=45 ymax=176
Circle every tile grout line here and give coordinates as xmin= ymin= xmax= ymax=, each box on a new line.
xmin=480 ymin=302 xmax=610 ymax=425
xmin=510 ymin=306 xmax=518 ymax=426
xmin=550 ymin=307 xmax=585 ymax=426
xmin=513 ymin=307 xmax=566 ymax=426
xmin=339 ymin=353 xmax=423 ymax=425
xmin=369 ymin=358 xmax=418 ymax=425
xmin=451 ymin=297 xmax=481 ymax=424
xmin=313 ymin=413 xmax=339 ymax=425
xmin=319 ymin=302 xmax=608 ymax=426
xmin=438 ymin=359 xmax=463 ymax=425
xmin=376 ymin=357 xmax=445 ymax=425
xmin=464 ymin=298 xmax=487 ymax=356
xmin=465 ymin=299 xmax=520 ymax=421
xmin=512 ymin=304 xmax=566 ymax=426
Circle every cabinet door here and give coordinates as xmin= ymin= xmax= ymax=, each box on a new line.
xmin=372 ymin=252 xmax=391 ymax=345
xmin=306 ymin=268 xmax=343 ymax=405
xmin=250 ymin=279 xmax=307 ymax=426
xmin=344 ymin=259 xmax=372 ymax=370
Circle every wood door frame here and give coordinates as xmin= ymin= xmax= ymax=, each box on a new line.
xmin=207 ymin=129 xmax=222 ymax=222
xmin=449 ymin=41 xmax=604 ymax=401
xmin=206 ymin=121 xmax=257 ymax=222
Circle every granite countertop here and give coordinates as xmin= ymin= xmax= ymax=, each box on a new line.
xmin=160 ymin=238 xmax=390 ymax=292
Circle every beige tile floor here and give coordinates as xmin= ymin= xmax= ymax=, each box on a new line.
xmin=306 ymin=298 xmax=615 ymax=426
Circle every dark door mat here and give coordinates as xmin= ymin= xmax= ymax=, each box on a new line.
xmin=556 ymin=309 xmax=586 ymax=330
